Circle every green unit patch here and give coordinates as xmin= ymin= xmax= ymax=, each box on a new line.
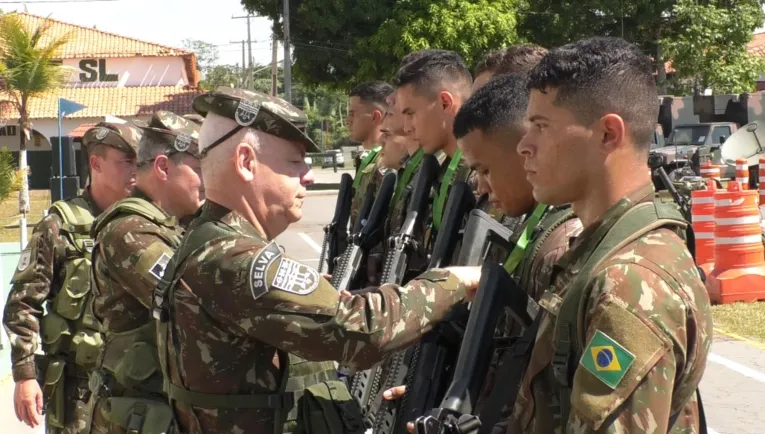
xmin=579 ymin=329 xmax=635 ymax=389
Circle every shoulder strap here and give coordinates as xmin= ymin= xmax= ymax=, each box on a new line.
xmin=517 ymin=207 xmax=576 ymax=287
xmin=551 ymin=198 xmax=687 ymax=428
xmin=50 ymin=198 xmax=95 ymax=235
xmin=93 ymin=197 xmax=175 ymax=236
xmin=353 ymin=146 xmax=381 ymax=189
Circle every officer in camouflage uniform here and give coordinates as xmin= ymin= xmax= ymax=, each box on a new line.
xmin=393 ymin=50 xmax=476 ymax=253
xmin=3 ymin=123 xmax=141 ymax=433
xmin=151 ymin=87 xmax=482 ymax=434
xmin=512 ymin=37 xmax=712 ymax=433
xmin=471 ymin=44 xmax=549 ymax=228
xmin=87 ymin=111 xmax=204 ymax=433
xmin=347 ymin=81 xmax=395 ymax=230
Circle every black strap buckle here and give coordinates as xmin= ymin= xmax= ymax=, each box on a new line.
xmin=126 ymin=402 xmax=146 ymax=433
xmin=551 ymin=351 xmax=571 ymax=388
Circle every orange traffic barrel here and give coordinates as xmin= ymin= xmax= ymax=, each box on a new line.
xmin=736 ymin=158 xmax=749 ymax=189
xmin=760 ymin=158 xmax=765 ymax=209
xmin=700 ymin=161 xmax=720 ymax=181
xmin=691 ymin=181 xmax=716 ymax=275
xmin=706 ymin=181 xmax=765 ymax=304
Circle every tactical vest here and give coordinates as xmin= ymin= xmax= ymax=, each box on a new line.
xmin=153 ymin=219 xmax=364 ymax=434
xmin=89 ymin=197 xmax=181 ymax=433
xmin=38 ymin=197 xmax=101 ymax=429
xmin=549 ymin=196 xmax=703 ymax=431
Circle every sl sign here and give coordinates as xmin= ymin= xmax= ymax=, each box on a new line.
xmin=79 ymin=59 xmax=119 ymax=83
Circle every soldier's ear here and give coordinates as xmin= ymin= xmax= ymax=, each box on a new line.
xmin=235 ymin=142 xmax=256 ymax=182
xmin=154 ymin=155 xmax=170 ymax=181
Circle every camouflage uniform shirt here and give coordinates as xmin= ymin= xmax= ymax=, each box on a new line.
xmin=350 ymin=149 xmax=384 ymax=230
xmin=91 ymin=188 xmax=184 ymax=333
xmin=508 ymin=184 xmax=713 ymax=433
xmin=3 ymin=189 xmax=102 ymax=433
xmin=165 ymin=201 xmax=469 ymax=433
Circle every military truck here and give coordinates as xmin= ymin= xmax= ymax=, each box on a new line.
xmin=648 ymin=92 xmax=765 ymax=183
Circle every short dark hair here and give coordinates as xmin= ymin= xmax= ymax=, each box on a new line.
xmin=454 ymin=73 xmax=530 ymax=139
xmin=474 ymin=45 xmax=548 ymax=77
xmin=527 ymin=37 xmax=658 ymax=151
xmin=349 ymin=81 xmax=395 ymax=109
xmin=392 ymin=49 xmax=472 ymax=98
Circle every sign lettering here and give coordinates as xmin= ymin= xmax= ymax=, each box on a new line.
xmin=79 ymin=59 xmax=119 ymax=83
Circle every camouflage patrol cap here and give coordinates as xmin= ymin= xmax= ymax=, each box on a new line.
xmin=133 ymin=110 xmax=201 ymax=165
xmin=81 ymin=122 xmax=141 ymax=156
xmin=192 ymin=86 xmax=319 ymax=154
xmin=183 ymin=113 xmax=204 ymax=125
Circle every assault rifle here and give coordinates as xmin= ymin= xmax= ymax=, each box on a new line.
xmin=368 ymin=181 xmax=477 ymax=433
xmin=318 ymin=173 xmax=353 ymax=274
xmin=656 ymin=166 xmax=691 ymax=222
xmin=348 ymin=155 xmax=440 ymax=430
xmin=413 ymin=264 xmax=528 ymax=434
xmin=330 ymin=171 xmax=397 ymax=292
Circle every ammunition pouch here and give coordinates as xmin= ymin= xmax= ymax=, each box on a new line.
xmin=42 ymin=358 xmax=67 ymax=429
xmin=53 ymin=257 xmax=91 ymax=321
xmin=103 ymin=397 xmax=174 ymax=434
xmin=293 ymin=381 xmax=365 ymax=434
xmin=101 ymin=323 xmax=163 ymax=395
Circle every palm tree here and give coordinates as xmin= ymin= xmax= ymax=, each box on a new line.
xmin=0 ymin=14 xmax=71 ymax=247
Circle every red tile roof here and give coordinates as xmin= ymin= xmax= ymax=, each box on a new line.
xmin=7 ymin=13 xmax=200 ymax=87
xmin=10 ymin=12 xmax=190 ymax=59
xmin=68 ymin=122 xmax=96 ymax=138
xmin=749 ymin=32 xmax=765 ymax=57
xmin=0 ymin=86 xmax=204 ymax=119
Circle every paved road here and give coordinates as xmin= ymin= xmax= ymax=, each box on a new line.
xmin=2 ymin=192 xmax=764 ymax=433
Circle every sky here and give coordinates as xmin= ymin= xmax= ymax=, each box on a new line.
xmin=9 ymin=0 xmax=281 ymax=66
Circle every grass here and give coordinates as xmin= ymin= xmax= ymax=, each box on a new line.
xmin=0 ymin=190 xmax=51 ymax=243
xmin=713 ymin=302 xmax=765 ymax=343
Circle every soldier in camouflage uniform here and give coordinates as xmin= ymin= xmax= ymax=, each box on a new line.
xmin=471 ymin=44 xmax=549 ymax=227
xmin=87 ymin=111 xmax=204 ymax=433
xmin=382 ymin=72 xmax=584 ymax=434
xmin=3 ymin=123 xmax=140 ymax=433
xmin=151 ymin=87 xmax=481 ymax=434
xmin=511 ymin=37 xmax=712 ymax=433
xmin=347 ymin=81 xmax=395 ymax=230
xmin=393 ymin=50 xmax=479 ymax=257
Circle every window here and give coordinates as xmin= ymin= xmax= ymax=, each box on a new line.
xmin=711 ymin=126 xmax=732 ymax=145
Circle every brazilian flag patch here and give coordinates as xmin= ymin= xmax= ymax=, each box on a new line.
xmin=579 ymin=330 xmax=635 ymax=389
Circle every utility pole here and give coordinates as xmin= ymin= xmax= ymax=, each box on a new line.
xmin=271 ymin=28 xmax=278 ymax=96
xmin=283 ymin=0 xmax=292 ymax=103
xmin=232 ymin=13 xmax=255 ymax=90
xmin=230 ymin=40 xmax=246 ymax=88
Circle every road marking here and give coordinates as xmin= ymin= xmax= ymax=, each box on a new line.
xmin=714 ymin=327 xmax=765 ymax=350
xmin=708 ymin=352 xmax=765 ymax=384
xmin=298 ymin=232 xmax=322 ymax=253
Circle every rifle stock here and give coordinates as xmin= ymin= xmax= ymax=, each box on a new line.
xmin=331 ymin=172 xmax=397 ymax=291
xmin=457 ymin=210 xmax=514 ymax=266
xmin=319 ymin=173 xmax=353 ymax=274
xmin=428 ymin=181 xmax=477 ymax=269
xmin=413 ymin=264 xmax=516 ymax=434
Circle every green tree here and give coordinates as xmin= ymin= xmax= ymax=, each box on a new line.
xmin=662 ymin=0 xmax=765 ymax=94
xmin=516 ymin=0 xmax=765 ymax=94
xmin=0 ymin=14 xmax=71 ymax=244
xmin=182 ymin=39 xmax=220 ymax=73
xmin=202 ymin=64 xmax=244 ymax=90
xmin=240 ymin=0 xmax=522 ymax=88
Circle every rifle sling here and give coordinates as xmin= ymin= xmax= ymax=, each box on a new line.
xmin=353 ymin=146 xmax=381 ymax=190
xmin=392 ymin=148 xmax=424 ymax=208
xmin=433 ymin=149 xmax=463 ymax=231
xmin=503 ymin=204 xmax=548 ymax=274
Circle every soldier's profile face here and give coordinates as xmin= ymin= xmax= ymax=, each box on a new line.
xmin=397 ymin=84 xmax=448 ymax=154
xmin=518 ymin=88 xmax=596 ymax=206
xmin=95 ymin=147 xmax=137 ymax=198
xmin=166 ymin=154 xmax=205 ymax=216
xmin=347 ymin=96 xmax=377 ymax=142
xmin=460 ymin=127 xmax=533 ymax=217
xmin=249 ymin=133 xmax=314 ymax=238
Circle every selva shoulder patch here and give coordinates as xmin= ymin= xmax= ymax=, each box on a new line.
xmin=249 ymin=242 xmax=320 ymax=299
xmin=250 ymin=242 xmax=282 ymax=300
